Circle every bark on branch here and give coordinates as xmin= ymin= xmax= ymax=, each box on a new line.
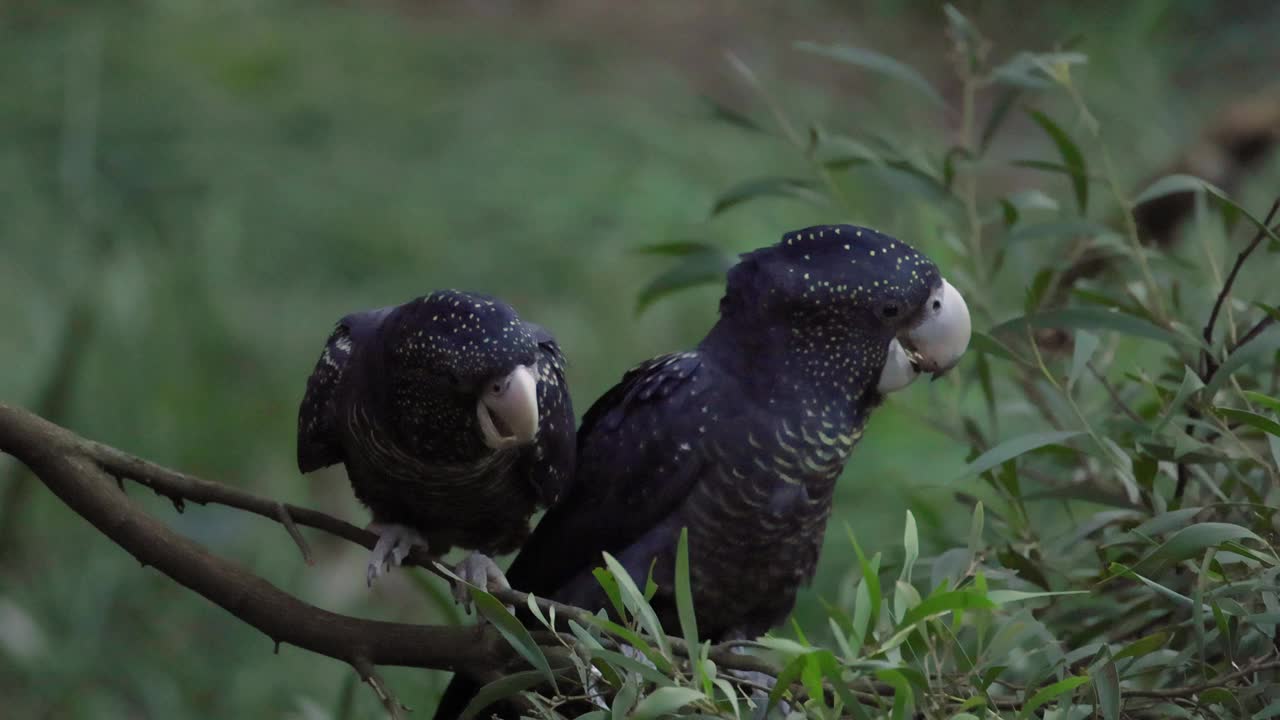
xmin=0 ymin=403 xmax=519 ymax=692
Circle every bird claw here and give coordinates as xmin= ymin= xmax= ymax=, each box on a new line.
xmin=451 ymin=552 xmax=512 ymax=614
xmin=366 ymin=523 xmax=427 ymax=587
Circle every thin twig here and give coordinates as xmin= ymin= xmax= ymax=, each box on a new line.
xmin=275 ymin=501 xmax=315 ymax=566
xmin=1201 ymin=200 xmax=1280 ymax=376
xmin=1229 ymin=315 xmax=1278 ymax=354
xmin=354 ymin=657 xmax=410 ymax=720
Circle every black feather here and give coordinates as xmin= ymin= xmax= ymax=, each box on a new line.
xmin=296 ymin=290 xmax=575 ymax=557
xmin=435 ymin=226 xmax=944 ymax=719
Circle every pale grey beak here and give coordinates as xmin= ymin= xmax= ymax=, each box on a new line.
xmin=877 ymin=338 xmax=921 ymax=394
xmin=477 ymin=364 xmax=539 ymax=449
xmin=899 ymin=278 xmax=971 ymax=376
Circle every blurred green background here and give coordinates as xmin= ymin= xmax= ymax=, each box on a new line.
xmin=2 ymin=1 xmax=1278 ymax=717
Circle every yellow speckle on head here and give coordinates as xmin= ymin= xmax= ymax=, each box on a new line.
xmin=803 ymin=273 xmax=810 ymax=279
xmin=835 ymin=227 xmax=842 ymax=234
xmin=843 ymin=244 xmax=850 ymax=250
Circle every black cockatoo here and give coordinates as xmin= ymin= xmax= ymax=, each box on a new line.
xmin=296 ymin=290 xmax=574 ymax=592
xmin=434 ymin=225 xmax=969 ymax=718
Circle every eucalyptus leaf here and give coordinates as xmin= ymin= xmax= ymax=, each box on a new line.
xmin=795 ymin=41 xmax=944 ymax=107
xmin=948 ymin=431 xmax=1084 ymax=483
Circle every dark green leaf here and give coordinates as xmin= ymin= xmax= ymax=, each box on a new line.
xmin=1068 ymin=330 xmax=1099 ymax=388
xmin=592 ymin=567 xmax=627 ymax=620
xmin=1244 ymin=390 xmax=1280 ymax=414
xmin=701 ymin=96 xmax=766 ymax=134
xmin=711 ymin=176 xmax=828 ymax=216
xmin=998 ymin=545 xmax=1051 ymax=591
xmin=980 ymin=87 xmax=1021 ymax=153
xmin=634 ymin=241 xmax=721 ymax=257
xmin=1135 ymin=174 xmax=1280 ymax=248
xmin=470 ymin=588 xmax=558 ymax=690
xmin=602 ymin=552 xmax=671 ymax=658
xmin=1024 ymin=268 xmax=1053 ymax=314
xmin=1019 ymin=675 xmax=1090 ymax=719
xmin=631 ymin=687 xmax=705 ymax=720
xmin=1004 ymin=218 xmax=1109 ymax=245
xmin=969 ymin=330 xmax=1031 ymax=367
xmin=1114 ymin=632 xmax=1168 ymax=661
xmin=459 ymin=671 xmax=547 ymax=720
xmin=948 ymin=430 xmax=1084 ymax=483
xmin=874 ymin=668 xmax=914 ymax=720
xmin=989 ymin=307 xmax=1190 ymax=347
xmin=897 ymin=589 xmax=995 ymax=627
xmin=1025 ymin=109 xmax=1089 ymax=212
xmin=635 ymin=250 xmax=734 ymax=315
xmin=674 ymin=528 xmax=700 ymax=681
xmin=1091 ymin=657 xmax=1120 ymax=720
xmin=1216 ymin=407 xmax=1280 ymax=437
xmin=1132 ymin=523 xmax=1270 ymax=575
xmin=795 ymin=42 xmax=944 ymax=107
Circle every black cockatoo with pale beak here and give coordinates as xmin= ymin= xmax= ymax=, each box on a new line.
xmin=296 ymin=290 xmax=574 ymax=595
xmin=434 ymin=224 xmax=970 ymax=719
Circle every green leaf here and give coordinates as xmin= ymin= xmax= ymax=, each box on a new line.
xmin=948 ymin=431 xmax=1084 ymax=483
xmin=1024 ymin=268 xmax=1053 ymax=314
xmin=1113 ymin=632 xmax=1168 ymax=661
xmin=470 ymin=588 xmax=558 ymax=691
xmin=1153 ymin=366 xmax=1205 ymax=433
xmin=602 ymin=552 xmax=671 ymax=658
xmin=901 ymin=510 xmax=919 ymax=584
xmin=713 ymin=678 xmax=742 ymax=720
xmin=1244 ymin=391 xmax=1280 ymax=415
xmin=987 ymin=589 xmax=1087 ymax=604
xmin=630 ymin=686 xmax=705 ymax=720
xmin=1068 ymin=330 xmax=1099 ymax=389
xmin=1133 ymin=523 xmax=1270 ymax=574
xmin=580 ymin=608 xmax=669 ymax=674
xmin=459 ymin=671 xmax=547 ymax=720
xmin=1026 ymin=109 xmax=1089 ymax=213
xmin=1091 ymin=657 xmax=1120 ymax=720
xmin=1216 ymin=407 xmax=1280 ymax=437
xmin=590 ymin=648 xmax=674 ymax=687
xmin=897 ymin=589 xmax=995 ymax=627
xmin=874 ymin=668 xmax=914 ymax=720
xmin=989 ymin=308 xmax=1190 ymax=347
xmin=1019 ymin=675 xmax=1090 ymax=719
xmin=768 ymin=654 xmax=807 ymax=714
xmin=711 ymin=176 xmax=828 ymax=216
xmin=635 ymin=250 xmax=734 ymax=315
xmin=593 ymin=567 xmax=627 ymax=620
xmin=846 ymin=528 xmax=882 ymax=651
xmin=674 ymin=528 xmax=701 ymax=681
xmin=979 ymin=87 xmax=1021 ymax=153
xmin=998 ymin=545 xmax=1051 ymax=591
xmin=1135 ymin=174 xmax=1280 ymax=248
xmin=969 ymin=330 xmax=1031 ymax=366
xmin=701 ymin=96 xmax=766 ymax=134
xmin=795 ymin=41 xmax=944 ymax=107
xmin=611 ymin=674 xmax=639 ymax=720
xmin=967 ymin=502 xmax=985 ymax=559
xmin=1004 ymin=218 xmax=1108 ymax=245
xmin=634 ymin=241 xmax=722 ymax=257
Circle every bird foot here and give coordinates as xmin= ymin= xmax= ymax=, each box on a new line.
xmin=451 ymin=552 xmax=512 ymax=614
xmin=366 ymin=522 xmax=427 ymax=587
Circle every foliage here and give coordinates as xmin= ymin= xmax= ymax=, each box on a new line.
xmin=481 ymin=6 xmax=1280 ymax=719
